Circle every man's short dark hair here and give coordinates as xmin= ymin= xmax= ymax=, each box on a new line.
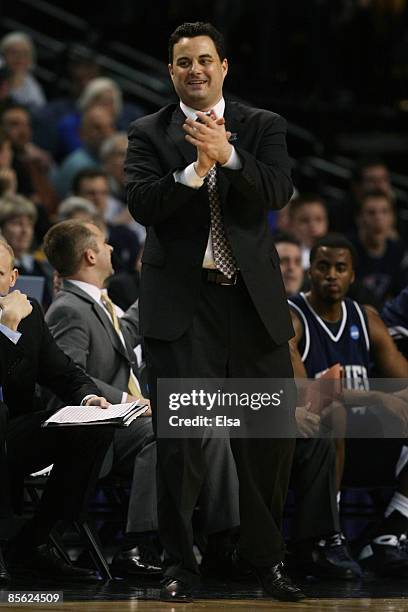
xmin=273 ymin=231 xmax=301 ymax=248
xmin=0 ymin=102 xmax=30 ymax=123
xmin=357 ymin=189 xmax=394 ymax=214
xmin=352 ymin=157 xmax=388 ymax=184
xmin=310 ymin=233 xmax=357 ymax=269
xmin=44 ymin=220 xmax=99 ymax=277
xmin=288 ymin=194 xmax=327 ymax=219
xmin=168 ymin=22 xmax=225 ymax=63
xmin=72 ymin=168 xmax=108 ymax=195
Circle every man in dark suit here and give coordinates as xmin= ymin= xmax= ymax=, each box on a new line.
xmin=125 ymin=22 xmax=303 ymax=602
xmin=0 ymin=238 xmax=112 ymax=582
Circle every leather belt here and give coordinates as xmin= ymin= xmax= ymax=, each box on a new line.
xmin=202 ymin=269 xmax=238 ymax=286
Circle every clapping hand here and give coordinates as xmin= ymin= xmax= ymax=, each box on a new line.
xmin=183 ymin=111 xmax=232 ymax=176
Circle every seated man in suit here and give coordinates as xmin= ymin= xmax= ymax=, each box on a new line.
xmin=44 ymin=219 xmax=239 ymax=578
xmin=0 ymin=237 xmax=113 ymax=582
xmin=0 ymin=401 xmax=11 ymax=585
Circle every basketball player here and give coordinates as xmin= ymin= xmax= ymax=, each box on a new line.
xmin=289 ymin=233 xmax=408 ymax=577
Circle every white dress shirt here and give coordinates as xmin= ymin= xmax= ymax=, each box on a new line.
xmin=173 ymin=97 xmax=242 ymax=269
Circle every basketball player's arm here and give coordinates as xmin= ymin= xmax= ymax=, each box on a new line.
xmin=288 ymin=308 xmax=322 ymax=436
xmin=366 ymin=306 xmax=408 ymax=377
xmin=288 ymin=309 xmax=307 ymax=378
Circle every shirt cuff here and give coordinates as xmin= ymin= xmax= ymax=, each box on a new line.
xmin=81 ymin=394 xmax=98 ymax=406
xmin=221 ymin=146 xmax=242 ymax=170
xmin=0 ymin=323 xmax=21 ymax=344
xmin=121 ymin=391 xmax=127 ymax=403
xmin=174 ymin=163 xmax=205 ymax=188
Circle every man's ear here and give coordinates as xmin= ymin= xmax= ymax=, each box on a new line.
xmin=84 ymin=248 xmax=96 ymax=265
xmin=168 ymin=63 xmax=174 ymax=79
xmin=9 ymin=268 xmax=18 ymax=288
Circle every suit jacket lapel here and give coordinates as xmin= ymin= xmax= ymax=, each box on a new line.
xmin=166 ymin=106 xmax=197 ymax=166
xmin=62 ymin=282 xmax=129 ymax=361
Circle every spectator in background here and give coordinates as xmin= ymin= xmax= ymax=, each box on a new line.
xmin=35 ymin=50 xmax=102 ymax=156
xmin=0 ymin=194 xmax=53 ymax=308
xmin=275 ymin=232 xmax=305 ymax=296
xmin=55 ymin=105 xmax=115 ymax=198
xmin=349 ymin=189 xmax=408 ymax=307
xmin=57 ymin=195 xmax=98 ymax=223
xmin=329 ymin=158 xmax=400 ymax=236
xmin=0 ymin=104 xmax=57 ymax=238
xmin=57 ymin=77 xmax=145 ymax=159
xmin=101 ymin=132 xmax=146 ymax=244
xmin=287 ymin=194 xmax=328 ymax=269
xmin=0 ymin=32 xmax=46 ymax=112
xmin=72 ymin=168 xmax=139 ymax=272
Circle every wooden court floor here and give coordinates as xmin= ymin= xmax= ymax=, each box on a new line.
xmin=2 ymin=599 xmax=408 ymax=611
xmin=1 ymin=575 xmax=408 ymax=610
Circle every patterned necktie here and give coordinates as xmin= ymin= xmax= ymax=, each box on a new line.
xmin=206 ymin=165 xmax=237 ymax=278
xmin=100 ymin=293 xmax=142 ymax=399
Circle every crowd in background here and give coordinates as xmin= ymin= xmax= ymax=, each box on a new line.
xmin=1 ymin=25 xmax=408 ymax=584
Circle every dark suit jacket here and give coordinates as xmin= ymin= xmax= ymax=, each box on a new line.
xmin=125 ymin=101 xmax=294 ymax=344
xmin=0 ymin=299 xmax=100 ymax=419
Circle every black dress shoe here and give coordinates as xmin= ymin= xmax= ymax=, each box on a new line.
xmin=0 ymin=548 xmax=11 ymax=585
xmin=7 ymin=544 xmax=100 ymax=582
xmin=256 ymin=562 xmax=306 ymax=601
xmin=160 ymin=578 xmax=193 ymax=602
xmin=110 ymin=546 xmax=162 ymax=577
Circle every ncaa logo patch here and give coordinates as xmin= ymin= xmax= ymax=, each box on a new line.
xmin=350 ymin=325 xmax=360 ymax=340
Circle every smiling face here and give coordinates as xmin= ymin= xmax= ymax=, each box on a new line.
xmin=168 ymin=35 xmax=227 ymax=111
xmin=309 ymin=247 xmax=355 ymax=304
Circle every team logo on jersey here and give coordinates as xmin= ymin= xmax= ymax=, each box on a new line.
xmin=350 ymin=325 xmax=360 ymax=340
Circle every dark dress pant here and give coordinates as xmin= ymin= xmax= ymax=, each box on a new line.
xmin=145 ymin=274 xmax=296 ymax=584
xmin=291 ymin=438 xmax=340 ymax=542
xmin=6 ymin=411 xmax=112 ymax=533
xmin=0 ymin=403 xmax=12 ymax=519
